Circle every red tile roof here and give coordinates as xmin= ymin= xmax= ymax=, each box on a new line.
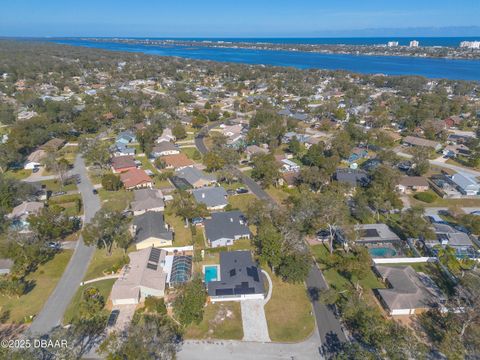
xmin=120 ymin=169 xmax=152 ymax=189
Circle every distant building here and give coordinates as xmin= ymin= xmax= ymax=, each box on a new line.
xmin=120 ymin=169 xmax=153 ymax=190
xmin=396 ymin=176 xmax=429 ymax=194
xmin=335 ymin=168 xmax=369 ymax=188
xmin=24 ymin=149 xmax=46 ymax=170
xmin=130 ymin=189 xmax=165 ymax=215
xmin=192 ymin=186 xmax=228 ymax=210
xmin=451 ymin=173 xmax=480 ymax=196
xmin=352 ymin=224 xmax=401 ymax=243
xmin=151 ymin=142 xmax=180 ymax=157
xmin=409 ymin=40 xmax=419 ymax=47
xmin=387 ymin=41 xmax=399 ymax=47
xmin=111 ymin=156 xmax=136 ymax=173
xmin=175 ymin=167 xmax=216 ymax=188
xmin=459 ymin=41 xmax=480 ymax=49
xmin=402 ymin=136 xmax=442 ymax=151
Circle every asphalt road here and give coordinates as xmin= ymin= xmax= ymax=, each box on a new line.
xmin=28 ymin=155 xmax=100 ymax=335
xmin=194 ymin=128 xmax=347 ymax=354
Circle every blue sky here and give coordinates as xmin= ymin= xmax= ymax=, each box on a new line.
xmin=1 ymin=0 xmax=479 ymax=37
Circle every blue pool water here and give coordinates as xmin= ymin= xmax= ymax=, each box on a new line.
xmin=369 ymin=247 xmax=397 ymax=258
xmin=204 ymin=265 xmax=219 ymax=283
xmin=50 ymin=39 xmax=480 ymax=80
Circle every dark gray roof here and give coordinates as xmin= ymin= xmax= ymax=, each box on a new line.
xmin=204 ymin=211 xmax=250 ymax=243
xmin=175 ymin=167 xmax=216 ymax=187
xmin=192 ymin=186 xmax=228 ymax=208
xmin=152 ymin=141 xmax=178 ymax=154
xmin=133 ymin=211 xmax=173 ymax=243
xmin=335 ymin=168 xmax=369 ymax=187
xmin=207 ymin=251 xmax=264 ymax=297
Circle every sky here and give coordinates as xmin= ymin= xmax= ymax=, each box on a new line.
xmin=0 ymin=0 xmax=479 ymax=37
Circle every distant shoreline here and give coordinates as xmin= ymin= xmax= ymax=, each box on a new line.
xmin=69 ymin=37 xmax=480 ymax=60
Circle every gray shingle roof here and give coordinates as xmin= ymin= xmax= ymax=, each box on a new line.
xmin=207 ymin=251 xmax=265 ymax=297
xmin=133 ymin=211 xmax=173 ymax=243
xmin=175 ymin=167 xmax=216 ymax=187
xmin=192 ymin=186 xmax=228 ymax=208
xmin=204 ymin=211 xmax=250 ymax=243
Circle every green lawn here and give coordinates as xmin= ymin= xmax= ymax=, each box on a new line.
xmin=48 ymin=194 xmax=83 ymax=216
xmin=98 ymin=189 xmax=133 ymax=212
xmin=41 ymin=179 xmax=77 ymax=192
xmin=264 ymin=269 xmax=315 ymax=342
xmin=181 ymin=147 xmax=202 ymax=161
xmin=266 ymin=186 xmax=296 ymax=205
xmin=184 ymin=302 xmax=243 ymax=340
xmin=83 ymin=246 xmax=131 ymax=281
xmin=409 ymin=193 xmax=480 ymax=207
xmin=311 ymin=244 xmax=385 ymax=293
xmin=228 ymin=194 xmax=257 ymax=213
xmin=0 ymin=250 xmax=73 ymax=323
xmin=4 ymin=169 xmax=32 ymax=180
xmin=135 ymin=154 xmax=159 ymax=174
xmin=63 ymin=278 xmax=116 ymax=324
xmin=165 ymin=212 xmax=192 ymax=247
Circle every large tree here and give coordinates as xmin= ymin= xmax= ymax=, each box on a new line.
xmin=173 ymin=278 xmax=206 ymax=326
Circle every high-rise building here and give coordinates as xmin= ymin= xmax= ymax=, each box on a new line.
xmin=387 ymin=41 xmax=399 ymax=47
xmin=409 ymin=40 xmax=419 ymax=47
xmin=460 ymin=41 xmax=480 ymax=49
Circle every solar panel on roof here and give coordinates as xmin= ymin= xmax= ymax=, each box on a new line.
xmin=149 ymin=248 xmax=161 ymax=263
xmin=363 ymin=229 xmax=379 ymax=238
xmin=246 ymin=267 xmax=259 ymax=282
xmin=146 ymin=262 xmax=158 ymax=270
xmin=216 ymin=288 xmax=234 ymax=296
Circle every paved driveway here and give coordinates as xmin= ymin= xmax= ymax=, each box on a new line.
xmin=108 ymin=305 xmax=136 ymax=334
xmin=28 ymin=155 xmax=100 ymax=335
xmin=241 ymin=300 xmax=270 ymax=342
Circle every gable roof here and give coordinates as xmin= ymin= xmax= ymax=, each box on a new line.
xmin=152 ymin=141 xmax=179 ymax=154
xmin=207 ymin=251 xmax=264 ymax=297
xmin=192 ymin=186 xmax=228 ymax=208
xmin=131 ymin=189 xmax=164 ymax=212
xmin=133 ymin=211 xmax=173 ymax=243
xmin=175 ymin=167 xmax=216 ymax=187
xmin=204 ymin=211 xmax=250 ymax=242
xmin=398 ymin=176 xmax=429 ymax=187
xmin=403 ymin=136 xmax=440 ymax=149
xmin=8 ymin=201 xmax=44 ymax=218
xmin=354 ymin=224 xmax=401 ymax=242
xmin=111 ymin=155 xmax=136 ymax=170
xmin=335 ymin=168 xmax=369 ymax=187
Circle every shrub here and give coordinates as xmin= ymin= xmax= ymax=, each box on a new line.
xmin=101 ymin=174 xmax=123 ymax=191
xmin=414 ymin=191 xmax=436 ymax=203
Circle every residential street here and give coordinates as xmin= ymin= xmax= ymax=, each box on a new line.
xmin=28 ymin=155 xmax=100 ymax=335
xmin=194 ymin=129 xmax=346 ymax=354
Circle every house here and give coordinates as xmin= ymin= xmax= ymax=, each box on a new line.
xmin=221 ymin=124 xmax=243 ymax=138
xmin=348 ymin=148 xmax=368 ymax=163
xmin=155 ymin=128 xmax=176 ymax=143
xmin=131 ymin=189 xmax=165 ymax=215
xmin=396 ymin=177 xmax=429 ymax=194
xmin=24 ymin=149 xmax=47 ymax=169
xmin=279 ymin=159 xmax=300 ymax=173
xmin=160 ymin=154 xmax=195 ymax=170
xmin=353 ymin=224 xmax=401 ymax=243
xmin=207 ymin=251 xmax=265 ymax=303
xmin=402 ymin=136 xmax=442 ymax=151
xmin=120 ymin=169 xmax=153 ymax=190
xmin=111 ymin=156 xmax=137 ymax=173
xmin=245 ymin=145 xmax=268 ymax=160
xmin=451 ymin=173 xmax=480 ymax=196
xmin=110 ymin=247 xmax=168 ymax=305
xmin=40 ymin=138 xmax=65 ymax=152
xmin=335 ymin=168 xmax=369 ymax=187
xmin=443 ymin=115 xmax=463 ymax=129
xmin=374 ymin=265 xmax=444 ymax=316
xmin=151 ymin=142 xmax=180 ymax=157
xmin=112 ymin=142 xmax=135 ymax=156
xmin=424 ymin=223 xmax=476 ymax=259
xmin=132 ymin=212 xmax=173 ymax=249
xmin=116 ymin=130 xmax=136 ymax=144
xmin=175 ymin=167 xmax=217 ymax=188
xmin=192 ymin=186 xmax=228 ymax=210
xmin=279 ymin=171 xmax=299 ymax=188
xmin=204 ymin=211 xmax=250 ymax=247
xmin=0 ymin=259 xmax=14 ymax=275
xmin=7 ymin=201 xmax=44 ymax=219
xmin=442 ymin=144 xmax=471 ymax=158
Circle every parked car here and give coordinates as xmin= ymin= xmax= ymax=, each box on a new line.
xmin=236 ymin=187 xmax=248 ymax=194
xmin=52 ymin=191 xmax=67 ymax=197
xmin=92 ymin=189 xmax=98 ymax=195
xmin=47 ymin=242 xmax=61 ymax=250
xmin=32 ymin=167 xmax=40 ymax=173
xmin=107 ymin=310 xmax=120 ymax=327
xmin=470 ymin=211 xmax=480 ymax=216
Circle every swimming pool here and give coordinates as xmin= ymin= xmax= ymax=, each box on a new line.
xmin=204 ymin=265 xmax=219 ymax=283
xmin=369 ymin=247 xmax=397 ymax=258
